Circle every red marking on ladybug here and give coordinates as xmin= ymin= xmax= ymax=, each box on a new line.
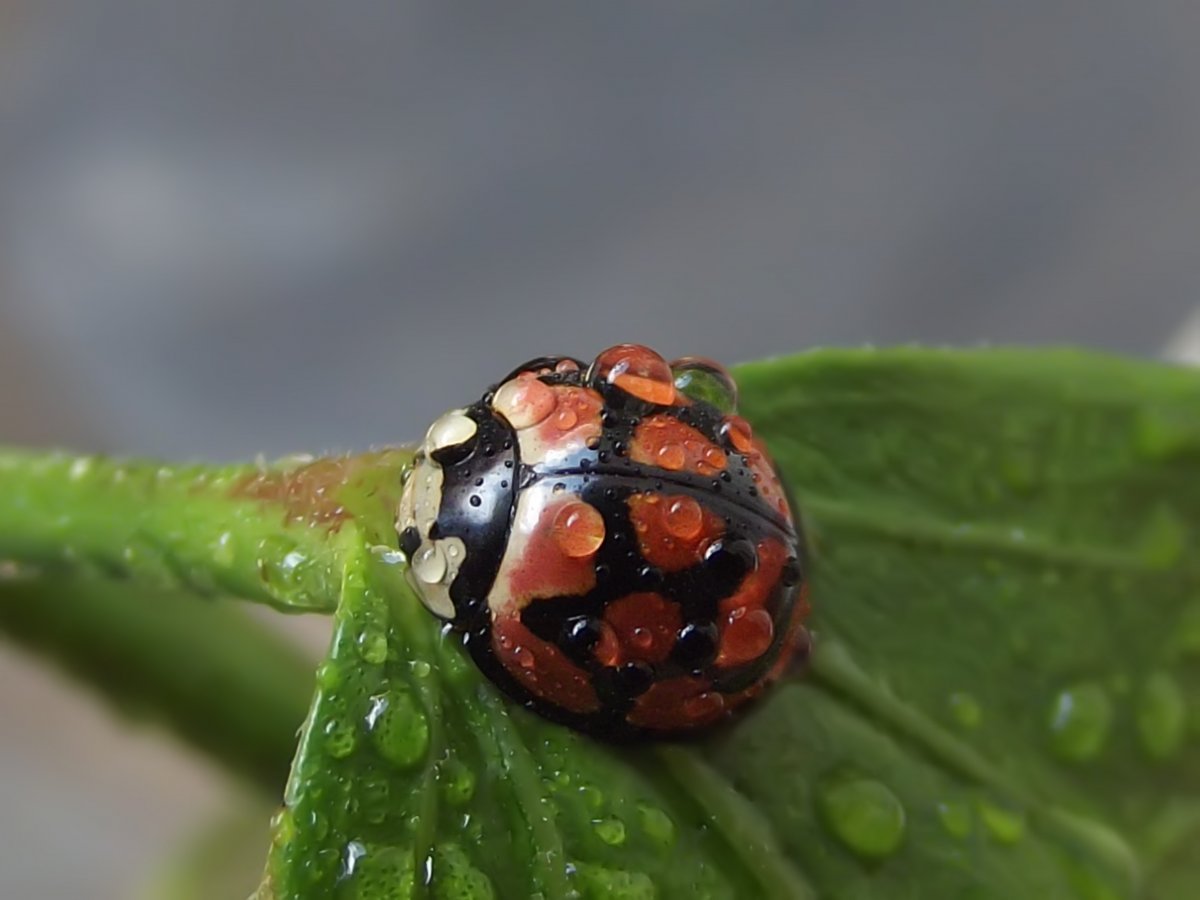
xmin=397 ymin=344 xmax=809 ymax=740
xmin=630 ymin=414 xmax=728 ymax=476
xmin=493 ymin=617 xmax=599 ymax=714
xmin=501 ymin=490 xmax=598 ymax=607
xmin=603 ymin=592 xmax=682 ymax=664
xmin=629 ymin=676 xmax=727 ymax=730
xmin=628 ymin=492 xmax=725 ymax=573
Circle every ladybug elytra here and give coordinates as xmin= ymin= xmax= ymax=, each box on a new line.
xmin=397 ymin=344 xmax=809 ymax=738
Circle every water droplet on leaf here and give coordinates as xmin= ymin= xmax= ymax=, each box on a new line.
xmin=1137 ymin=671 xmax=1186 ymax=760
xmin=948 ymin=692 xmax=983 ymax=730
xmin=1048 ymin=682 xmax=1113 ymax=762
xmin=977 ymin=800 xmax=1025 ymax=844
xmin=365 ymin=689 xmax=429 ymax=769
xmin=637 ymin=804 xmax=676 ymax=847
xmin=937 ymin=800 xmax=973 ymax=839
xmin=818 ymin=774 xmax=907 ymax=860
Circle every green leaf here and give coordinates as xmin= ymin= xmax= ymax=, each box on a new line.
xmin=258 ymin=348 xmax=1200 ymax=899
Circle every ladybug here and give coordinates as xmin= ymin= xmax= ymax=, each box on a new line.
xmin=397 ymin=343 xmax=809 ymax=738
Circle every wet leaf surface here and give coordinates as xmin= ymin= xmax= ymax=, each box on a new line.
xmin=259 ymin=349 xmax=1200 ymax=899
xmin=4 ymin=348 xmax=1199 ymax=898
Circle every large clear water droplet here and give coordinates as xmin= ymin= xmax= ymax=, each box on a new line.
xmin=323 ymin=717 xmax=357 ymax=759
xmin=948 ymin=692 xmax=983 ymax=731
xmin=670 ymin=357 xmax=739 ymax=413
xmin=977 ymin=800 xmax=1026 ymax=844
xmin=637 ymin=803 xmax=676 ymax=847
xmin=341 ymin=843 xmax=415 ymax=899
xmin=936 ymin=800 xmax=974 ymax=839
xmin=593 ymin=816 xmax=627 ymax=846
xmin=588 ymin=344 xmax=676 ymax=405
xmin=1047 ymin=682 xmax=1113 ymax=762
xmin=429 ymin=843 xmax=495 ymax=900
xmin=818 ymin=774 xmax=907 ymax=860
xmin=365 ymin=689 xmax=429 ymax=769
xmin=412 ymin=542 xmax=448 ymax=584
xmin=440 ymin=756 xmax=477 ymax=805
xmin=572 ymin=862 xmax=656 ymax=900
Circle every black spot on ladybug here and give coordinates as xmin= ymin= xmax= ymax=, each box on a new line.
xmin=637 ymin=565 xmax=663 ymax=587
xmin=561 ymin=615 xmax=602 ymax=662
xmin=703 ymin=538 xmax=757 ymax=586
xmin=781 ymin=556 xmax=802 ymax=587
xmin=431 ymin=439 xmax=474 ymax=467
xmin=611 ymin=661 xmax=654 ymax=697
xmin=674 ymin=622 xmax=719 ymax=669
xmin=399 ymin=526 xmax=421 ymax=559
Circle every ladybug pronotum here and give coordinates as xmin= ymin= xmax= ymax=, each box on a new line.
xmin=397 ymin=343 xmax=809 ymax=738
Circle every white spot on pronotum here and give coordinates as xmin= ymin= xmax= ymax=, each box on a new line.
xmin=424 ymin=409 xmax=477 ymax=453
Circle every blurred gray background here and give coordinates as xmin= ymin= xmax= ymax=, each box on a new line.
xmin=2 ymin=2 xmax=1200 ymax=897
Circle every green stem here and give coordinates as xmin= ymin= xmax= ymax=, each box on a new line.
xmin=0 ymin=447 xmax=414 ymax=613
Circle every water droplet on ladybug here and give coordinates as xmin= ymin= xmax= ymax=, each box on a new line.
xmin=551 ymin=501 xmax=606 ymax=557
xmin=588 ymin=344 xmax=676 ymax=405
xmin=514 ymin=646 xmax=536 ymax=669
xmin=631 ymin=628 xmax=653 ymax=652
xmin=670 ymin=357 xmax=739 ymax=413
xmin=718 ymin=607 xmax=775 ymax=666
xmin=412 ymin=542 xmax=448 ymax=584
xmin=664 ymin=496 xmax=703 ymax=539
xmin=555 ymin=406 xmax=578 ymax=430
xmin=469 ymin=495 xmax=482 ymax=507
xmin=492 ymin=373 xmax=557 ymax=429
xmin=657 ymin=443 xmax=686 ymax=470
xmin=721 ymin=415 xmax=755 ymax=454
xmin=594 ymin=622 xmax=621 ymax=667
